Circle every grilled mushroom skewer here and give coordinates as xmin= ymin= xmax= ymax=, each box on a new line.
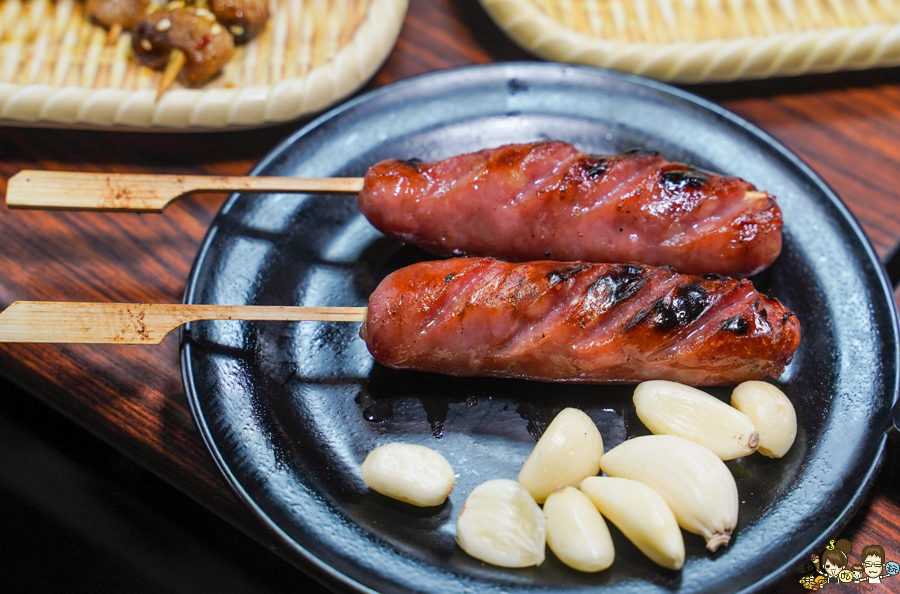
xmin=131 ymin=3 xmax=235 ymax=97
xmin=84 ymin=0 xmax=269 ymax=94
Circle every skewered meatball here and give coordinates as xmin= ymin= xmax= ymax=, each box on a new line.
xmin=132 ymin=4 xmax=235 ymax=86
xmin=209 ymin=0 xmax=269 ymax=43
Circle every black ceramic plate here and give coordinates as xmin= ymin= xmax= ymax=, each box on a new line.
xmin=182 ymin=64 xmax=899 ymax=594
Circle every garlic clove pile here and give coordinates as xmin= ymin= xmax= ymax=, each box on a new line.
xmin=599 ymin=434 xmax=739 ymax=552
xmin=633 ymin=380 xmax=759 ymax=460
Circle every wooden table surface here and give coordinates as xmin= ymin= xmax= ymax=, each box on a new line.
xmin=2 ymin=0 xmax=900 ymax=591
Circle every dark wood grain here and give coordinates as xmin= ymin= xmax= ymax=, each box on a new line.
xmin=1 ymin=0 xmax=900 ymax=590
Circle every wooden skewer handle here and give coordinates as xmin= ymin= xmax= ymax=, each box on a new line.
xmin=0 ymin=302 xmax=367 ymax=344
xmin=158 ymin=49 xmax=187 ymax=101
xmin=6 ymin=171 xmax=366 ymax=212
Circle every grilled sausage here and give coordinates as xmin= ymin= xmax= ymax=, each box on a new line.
xmin=359 ymin=142 xmax=782 ymax=277
xmin=361 ymin=258 xmax=800 ymax=386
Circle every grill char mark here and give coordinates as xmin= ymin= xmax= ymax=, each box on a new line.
xmin=547 ymin=264 xmax=594 ymax=285
xmin=607 ymin=265 xmax=647 ymax=305
xmin=584 ymin=156 xmax=609 ymax=179
xmin=660 ymin=168 xmax=710 ymax=191
xmin=721 ymin=315 xmax=750 ymax=334
xmin=652 ymin=282 xmax=709 ymax=332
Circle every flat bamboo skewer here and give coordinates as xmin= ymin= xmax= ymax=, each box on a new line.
xmin=106 ymin=23 xmax=123 ymax=45
xmin=6 ymin=171 xmax=366 ymax=212
xmin=0 ymin=302 xmax=367 ymax=344
xmin=158 ymin=49 xmax=187 ymax=100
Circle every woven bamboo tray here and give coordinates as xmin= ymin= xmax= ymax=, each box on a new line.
xmin=479 ymin=0 xmax=900 ymax=82
xmin=0 ymin=0 xmax=407 ymax=129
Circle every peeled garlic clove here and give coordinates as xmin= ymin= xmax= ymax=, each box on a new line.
xmin=633 ymin=380 xmax=759 ymax=460
xmin=600 ymin=435 xmax=738 ymax=552
xmin=517 ymin=407 xmax=603 ymax=503
xmin=731 ymin=381 xmax=797 ymax=458
xmin=544 ymin=486 xmax=614 ymax=572
xmin=360 ymin=443 xmax=455 ymax=507
xmin=580 ymin=476 xmax=684 ymax=570
xmin=456 ymin=479 xmax=545 ymax=568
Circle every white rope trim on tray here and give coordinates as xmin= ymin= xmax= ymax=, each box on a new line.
xmin=480 ymin=0 xmax=900 ymax=82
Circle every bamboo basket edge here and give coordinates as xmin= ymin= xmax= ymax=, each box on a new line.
xmin=479 ymin=0 xmax=900 ymax=83
xmin=0 ymin=0 xmax=408 ymax=130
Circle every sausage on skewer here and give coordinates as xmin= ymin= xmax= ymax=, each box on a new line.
xmin=0 ymin=258 xmax=800 ymax=386
xmin=361 ymin=258 xmax=800 ymax=386
xmin=9 ymin=141 xmax=784 ymax=276
xmin=360 ymin=141 xmax=783 ymax=277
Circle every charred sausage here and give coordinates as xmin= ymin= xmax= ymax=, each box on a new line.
xmin=359 ymin=142 xmax=783 ymax=277
xmin=361 ymin=258 xmax=800 ymax=386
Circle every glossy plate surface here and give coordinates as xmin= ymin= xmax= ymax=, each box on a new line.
xmin=182 ymin=63 xmax=900 ymax=594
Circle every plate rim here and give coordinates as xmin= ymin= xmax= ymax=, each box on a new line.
xmin=180 ymin=62 xmax=900 ymax=594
